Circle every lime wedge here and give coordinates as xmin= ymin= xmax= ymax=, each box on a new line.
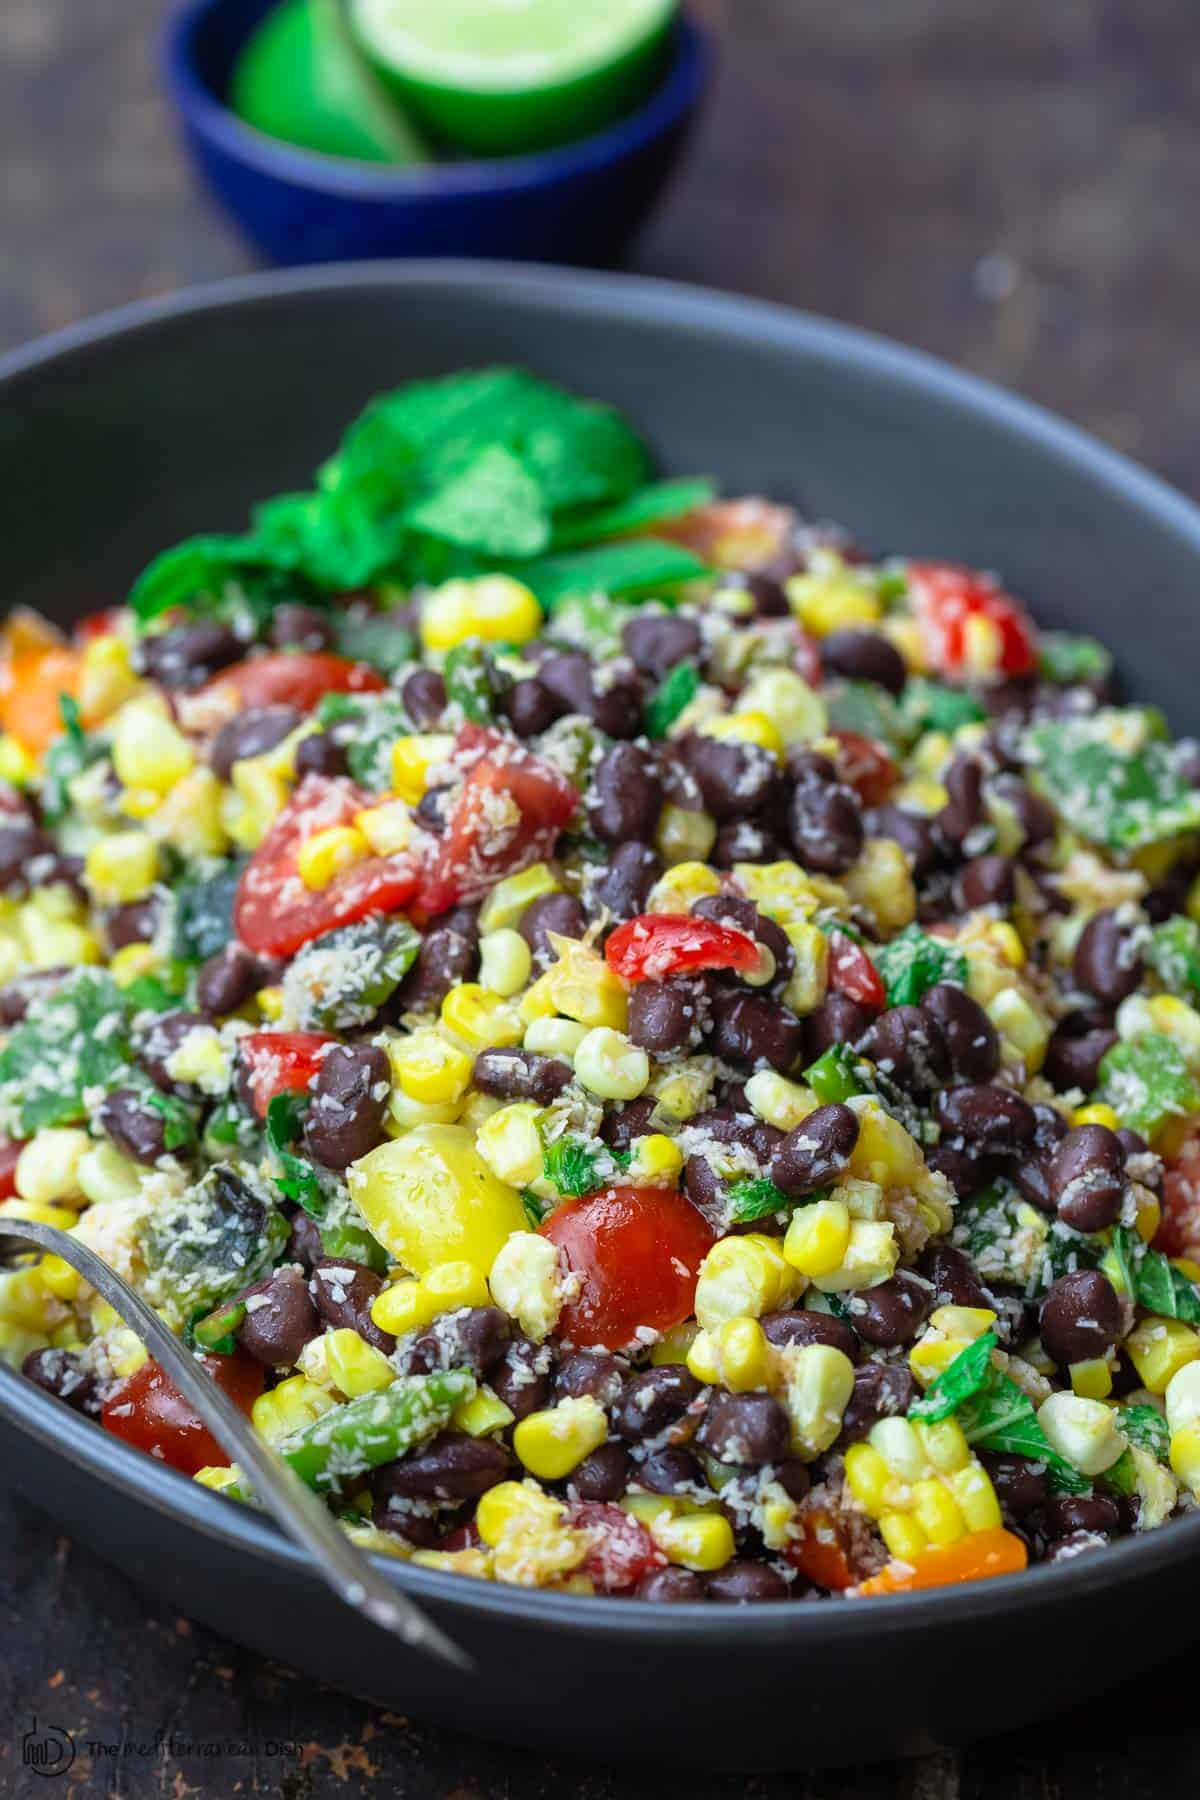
xmin=231 ymin=0 xmax=431 ymax=165
xmin=349 ymin=0 xmax=678 ymax=155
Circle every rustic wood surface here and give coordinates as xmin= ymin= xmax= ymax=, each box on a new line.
xmin=2 ymin=0 xmax=1199 ymax=1792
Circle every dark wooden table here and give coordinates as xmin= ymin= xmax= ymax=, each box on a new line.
xmin=3 ymin=1 xmax=1200 ymax=1792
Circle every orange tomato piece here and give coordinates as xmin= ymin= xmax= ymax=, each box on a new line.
xmin=854 ymin=1528 xmax=1027 ymax=1597
xmin=784 ymin=1509 xmax=857 ymax=1590
xmin=0 ymin=647 xmax=83 ymax=753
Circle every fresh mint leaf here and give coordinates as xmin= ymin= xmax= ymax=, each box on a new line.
xmin=909 ymin=1331 xmax=997 ymax=1423
xmin=1026 ymin=712 xmax=1200 ymax=851
xmin=957 ymin=1368 xmax=1091 ymax=1494
xmin=519 ymin=540 xmax=708 ymax=610
xmin=644 ymin=663 xmax=699 ymax=739
xmin=551 ymin=478 xmax=716 ymax=549
xmin=726 ymin=1176 xmax=793 ymax=1225
xmin=1112 ymin=1225 xmax=1200 ymax=1324
xmin=408 ymin=443 xmax=550 ymax=559
xmin=265 ymin=1093 xmax=327 ymax=1217
xmin=1095 ymin=1032 xmax=1200 ymax=1141
xmin=874 ymin=925 xmax=967 ymax=1007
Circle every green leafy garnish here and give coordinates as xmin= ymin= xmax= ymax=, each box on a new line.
xmin=517 ymin=539 xmax=708 ymax=611
xmin=443 ymin=641 xmax=496 ymax=723
xmin=0 ymin=972 xmax=133 ymax=1133
xmin=344 ymin=694 xmax=410 ymax=788
xmin=726 ymin=1176 xmax=793 ymax=1225
xmin=1147 ymin=916 xmax=1200 ymax=1000
xmin=1111 ymin=1225 xmax=1200 ymax=1324
xmin=1025 ymin=711 xmax=1200 ymax=851
xmin=909 ymin=1331 xmax=997 ymax=1423
xmin=542 ymin=1134 xmax=616 ymax=1198
xmin=1038 ymin=632 xmax=1113 ymax=687
xmin=172 ymin=862 xmax=244 ymax=963
xmin=899 ymin=678 xmax=987 ymax=738
xmin=1119 ymin=1402 xmax=1170 ymax=1464
xmin=551 ymin=478 xmax=716 ymax=548
xmin=803 ymin=1043 xmax=871 ymax=1104
xmin=644 ymin=663 xmax=700 ymax=739
xmin=1094 ymin=1032 xmax=1200 ymax=1141
xmin=874 ymin=925 xmax=967 ymax=1007
xmin=521 ymin=1190 xmax=549 ymax=1228
xmin=265 ymin=1093 xmax=326 ymax=1216
xmin=287 ymin=915 xmax=422 ymax=1031
xmin=957 ymin=1369 xmax=1091 ymax=1494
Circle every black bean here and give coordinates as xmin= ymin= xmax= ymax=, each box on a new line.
xmin=588 ymin=743 xmax=662 ymax=845
xmin=696 ymin=1392 xmax=790 ymax=1466
xmin=396 ymin=909 xmax=479 ymax=1010
xmin=693 ymin=896 xmax=793 ymax=993
xmin=918 ymin=1242 xmax=993 ymax=1312
xmin=624 ymin=614 xmax=704 ymax=684
xmin=1044 ymin=1027 xmax=1119 ymax=1095
xmin=614 ymin=1366 xmax=702 ymax=1443
xmin=839 ymin=1363 xmax=916 ymax=1444
xmin=134 ymin=1009 xmax=208 ymax=1096
xmin=858 ymin=1005 xmax=949 ymax=1096
xmin=936 ymin=755 xmax=984 ymax=847
xmin=210 ymin=706 xmax=304 ymax=780
xmin=637 ymin=1447 xmax=705 ymax=1494
xmin=683 ymin=1155 xmax=726 ymax=1220
xmin=0 ymin=968 xmax=68 ymax=1024
xmin=267 ymin=604 xmax=333 ymax=650
xmin=787 ymin=748 xmax=838 ymax=789
xmin=406 ymin=1306 xmax=512 ymax=1377
xmin=727 ymin=569 xmax=791 ymax=617
xmin=140 ymin=621 xmax=242 ymax=690
xmin=925 ymin=1142 xmax=993 ymax=1199
xmin=636 ymin=1566 xmax=707 ymax=1603
xmin=236 ymin=1268 xmax=320 ymax=1367
xmin=472 ymin=1048 xmax=572 ymax=1104
xmin=761 ymin=1309 xmax=860 ymax=1362
xmin=770 ymin=1103 xmax=860 ymax=1196
xmin=1050 ymin=1124 xmax=1126 ymax=1232
xmin=503 ymin=678 xmax=557 ymax=737
xmin=689 ymin=1109 xmax=783 ymax=1174
xmin=853 ymin=1271 xmax=933 ymax=1347
xmin=1073 ymin=909 xmax=1144 ymax=1005
xmin=788 ymin=781 xmax=864 ymax=874
xmin=413 ymin=785 xmax=452 ymax=834
xmin=0 ymin=823 xmax=53 ymax=894
xmin=935 ymin=1084 xmax=1037 ymax=1153
xmin=591 ymin=841 xmax=660 ymax=923
xmin=373 ymin=1431 xmax=509 ymax=1503
xmin=706 ymin=1561 xmax=789 ymax=1603
xmin=1044 ymin=1530 xmax=1107 ymax=1564
xmin=295 ymin=731 xmax=348 ymax=778
xmin=955 ymin=854 xmax=1015 ymax=911
xmin=402 ymin=668 xmax=447 ymax=728
xmin=804 ymin=994 xmax=876 ymax=1060
xmin=103 ymin=897 xmax=163 ymax=952
xmin=1014 ymin=1154 xmax=1055 ymax=1213
xmin=866 ymin=805 xmax=940 ymax=879
xmin=197 ymin=943 xmax=263 ymax=1018
xmin=683 ymin=735 xmax=780 ymax=823
xmin=554 ymin=1350 xmax=626 ymax=1409
xmin=570 ymin=1442 xmax=632 ymax=1503
xmin=539 ymin=652 xmax=642 ymax=739
xmin=519 ymin=892 xmax=586 ymax=965
xmin=489 ymin=1337 xmax=552 ymax=1422
xmin=286 ymin=1210 xmax=325 ymax=1271
xmin=600 ymin=1097 xmax=659 ymax=1154
xmin=713 ymin=822 xmax=785 ymax=866
xmin=979 ymin=1451 xmax=1049 ymax=1516
xmin=1039 ymin=1269 xmax=1122 ymax=1366
xmin=22 ymin=1347 xmax=97 ymax=1414
xmin=709 ymin=990 xmax=804 ymax=1074
xmin=303 ymin=1043 xmax=390 ymax=1170
xmin=628 ymin=981 xmax=699 ymax=1055
xmin=1043 ymin=1494 xmax=1121 ymax=1540
xmin=1118 ymin=1127 xmax=1163 ymax=1193
xmin=920 ymin=984 xmax=1000 ymax=1082
xmin=992 ymin=775 xmax=1056 ymax=848
xmin=821 ymin=630 xmax=906 ymax=695
xmin=775 ymin=1459 xmax=812 ymax=1502
xmin=98 ymin=1087 xmax=168 ymax=1163
xmin=309 ymin=1258 xmax=394 ymax=1355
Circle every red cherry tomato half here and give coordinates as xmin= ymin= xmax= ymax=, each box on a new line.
xmin=208 ymin=652 xmax=385 ymax=713
xmin=415 ymin=725 xmax=578 ymax=919
xmin=234 ymin=774 xmax=417 ymax=959
xmin=831 ymin=729 xmax=898 ymax=809
xmin=827 ymin=930 xmax=886 ymax=1011
xmin=0 ymin=1139 xmax=24 ymax=1200
xmin=540 ymin=1184 xmax=716 ymax=1351
xmin=239 ymin=1030 xmax=336 ymax=1119
xmin=101 ymin=1350 xmax=264 ymax=1476
xmin=907 ymin=562 xmax=1037 ymax=680
xmin=605 ymin=913 xmax=761 ymax=983
xmin=568 ymin=1501 xmax=664 ymax=1592
xmin=783 ymin=1509 xmax=857 ymax=1590
xmin=76 ymin=607 xmax=125 ymax=645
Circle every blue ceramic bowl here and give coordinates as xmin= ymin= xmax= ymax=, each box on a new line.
xmin=162 ymin=0 xmax=711 ymax=266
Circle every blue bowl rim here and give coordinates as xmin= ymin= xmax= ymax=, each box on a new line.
xmin=162 ymin=0 xmax=711 ymax=196
xmin=4 ymin=260 xmax=1200 ymax=1635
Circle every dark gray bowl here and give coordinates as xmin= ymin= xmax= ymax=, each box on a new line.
xmin=1 ymin=265 xmax=1198 ymax=1771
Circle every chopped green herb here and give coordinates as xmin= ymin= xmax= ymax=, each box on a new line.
xmin=0 ymin=972 xmax=133 ymax=1133
xmin=1147 ymin=916 xmax=1200 ymax=1000
xmin=551 ymin=478 xmax=716 ymax=549
xmin=909 ymin=1331 xmax=997 ymax=1423
xmin=265 ymin=1093 xmax=326 ymax=1217
xmin=874 ymin=925 xmax=967 ymax=1007
xmin=824 ymin=681 xmax=905 ymax=752
xmin=644 ymin=662 xmax=700 ymax=739
xmin=344 ymin=693 xmax=410 ymax=788
xmin=521 ymin=1189 xmax=549 ymax=1228
xmin=443 ymin=641 xmax=497 ymax=723
xmin=172 ymin=862 xmax=243 ymax=963
xmin=726 ymin=1176 xmax=793 ymax=1224
xmin=1038 ymin=632 xmax=1113 ymax=687
xmin=1112 ymin=1225 xmax=1200 ymax=1324
xmin=542 ymin=1134 xmax=616 ymax=1198
xmin=1119 ymin=1402 xmax=1170 ymax=1464
xmin=957 ymin=1368 xmax=1091 ymax=1494
xmin=519 ymin=539 xmax=708 ymax=611
xmin=1094 ymin=1032 xmax=1200 ymax=1141
xmin=899 ymin=678 xmax=987 ymax=738
xmin=1026 ymin=711 xmax=1200 ymax=851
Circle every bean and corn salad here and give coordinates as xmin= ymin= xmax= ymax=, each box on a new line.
xmin=6 ymin=368 xmax=1200 ymax=1606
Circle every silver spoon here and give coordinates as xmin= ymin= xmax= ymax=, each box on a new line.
xmin=0 ymin=1216 xmax=471 ymax=1670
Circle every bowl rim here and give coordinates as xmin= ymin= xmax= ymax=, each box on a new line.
xmin=4 ymin=257 xmax=1200 ymax=1642
xmin=161 ymin=0 xmax=711 ymax=196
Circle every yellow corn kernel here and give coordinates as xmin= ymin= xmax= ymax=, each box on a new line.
xmin=1169 ymin=1422 xmax=1200 ymax=1495
xmin=879 ymin=1511 xmax=928 ymax=1562
xmin=711 ymin=1315 xmax=772 ymax=1392
xmin=423 ymin=1259 xmax=491 ymax=1313
xmin=453 ymin=1383 xmax=516 ymax=1438
xmin=488 ymin=1231 xmax=562 ymax=1341
xmin=296 ymin=824 xmax=368 ymax=891
xmin=476 ymin=1102 xmax=544 ymax=1188
xmin=147 ymin=764 xmax=229 ymax=858
xmin=744 ymin=1071 xmax=818 ymax=1132
xmin=1038 ymin=1391 xmax=1127 ymax=1476
xmin=651 ymin=1510 xmax=735 ymax=1572
xmin=685 ymin=1328 xmax=720 ymax=1385
xmin=251 ymin=1375 xmax=337 ymax=1445
xmin=371 ymin=1278 xmax=430 ymax=1337
xmin=573 ymin=1027 xmax=649 ymax=1101
xmin=324 ymin=1327 xmax=395 ymax=1397
xmin=739 ymin=668 xmax=828 ymax=747
xmin=787 ymin=569 xmax=881 ymax=636
xmin=0 ymin=733 xmax=37 ymax=786
xmin=733 ymin=861 xmax=823 ymax=925
xmin=647 ymin=1059 xmax=715 ymax=1123
xmin=647 ymin=861 xmax=722 ymax=915
xmin=1127 ymin=1317 xmax=1200 ymax=1393
xmin=844 ymin=1442 xmax=892 ymax=1515
xmin=893 ymin=777 xmax=949 ymax=816
xmin=783 ymin=1199 xmax=852 ymax=1279
xmin=221 ymin=755 xmax=288 ymax=850
xmin=348 ymin=1124 xmax=526 ymax=1275
xmin=1135 ymin=1191 xmax=1162 ymax=1243
xmin=654 ymin=804 xmax=717 ymax=867
xmin=478 ymin=864 xmax=561 ymax=934
xmin=911 ymin=1418 xmax=970 ymax=1476
xmin=391 ymin=1029 xmax=473 ymax=1105
xmin=476 ymin=1479 xmax=564 ymax=1547
xmin=514 ymin=1395 xmax=608 ymax=1480
xmin=644 ymin=1324 xmax=696 ymax=1372
xmin=1070 ymin=1358 xmax=1114 ymax=1400
xmin=844 ymin=839 xmax=917 ymax=936
xmin=440 ymin=983 xmax=523 ymax=1051
xmin=694 ymin=1233 xmax=802 ymax=1332
xmin=1166 ymin=1361 xmax=1200 ymax=1432
xmin=781 ymin=920 xmax=830 ymax=1016
xmin=390 ymin=732 xmax=456 ymax=805
xmin=1071 ymin=1102 xmax=1121 ymax=1131
xmin=0 ymin=1200 xmax=77 ymax=1239
xmin=479 ymin=929 xmax=533 ymax=999
xmin=987 ymin=987 xmax=1051 ymax=1074
xmin=111 ymin=699 xmax=194 ymax=794
xmin=354 ymin=801 xmax=413 ymax=856
xmin=194 ymin=1465 xmax=240 ymax=1495
xmin=534 ymin=935 xmax=627 ymax=1032
xmin=910 ymin=1334 xmax=970 ymax=1387
xmin=421 ymin=575 xmax=541 ymax=654
xmin=18 ymin=909 xmax=101 ymax=970
xmin=699 ymin=710 xmax=784 ymax=759
xmin=15 ymin=1130 xmax=91 ymax=1206
xmin=255 ymin=985 xmax=284 ymax=1022
xmin=947 ymin=1462 xmax=1003 ymax=1534
xmin=870 ymin=1415 xmax=929 ymax=1480
xmin=911 ymin=1478 xmax=966 ymax=1547
xmin=848 ymin=1101 xmax=924 ymax=1188
xmin=38 ymin=1252 xmax=81 ymax=1301
xmin=83 ymin=831 xmax=159 ymax=906
xmin=810 ymin=1219 xmax=898 ymax=1294
xmin=781 ymin=1342 xmax=856 ymax=1458
xmin=523 ymin=1016 xmax=588 ymax=1061
xmin=626 ymin=1133 xmax=684 ymax=1186
xmin=930 ymin=1305 xmax=997 ymax=1342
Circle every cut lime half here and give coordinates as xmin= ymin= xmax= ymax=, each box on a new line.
xmin=349 ymin=0 xmax=679 ymax=156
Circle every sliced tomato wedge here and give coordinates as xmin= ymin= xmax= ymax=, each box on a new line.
xmin=569 ymin=1501 xmax=664 ymax=1592
xmin=101 ymin=1350 xmax=264 ymax=1476
xmin=827 ymin=929 xmax=886 ymax=1011
xmin=907 ymin=562 xmax=1037 ymax=681
xmin=784 ymin=1508 xmax=858 ymax=1590
xmin=239 ymin=1030 xmax=336 ymax=1119
xmin=415 ymin=725 xmax=578 ymax=919
xmin=605 ymin=913 xmax=760 ymax=983
xmin=540 ymin=1184 xmax=715 ymax=1351
xmin=207 ymin=651 xmax=385 ymax=713
xmin=234 ymin=774 xmax=417 ymax=959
